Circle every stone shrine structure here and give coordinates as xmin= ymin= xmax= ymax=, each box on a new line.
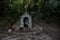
xmin=11 ymin=13 xmax=32 ymax=31
xmin=20 ymin=13 xmax=32 ymax=28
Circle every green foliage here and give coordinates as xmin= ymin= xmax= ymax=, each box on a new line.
xmin=0 ymin=0 xmax=60 ymax=27
xmin=40 ymin=0 xmax=58 ymax=21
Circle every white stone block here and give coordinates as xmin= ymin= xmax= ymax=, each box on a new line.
xmin=8 ymin=29 xmax=12 ymax=33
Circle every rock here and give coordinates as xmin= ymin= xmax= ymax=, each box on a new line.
xmin=39 ymin=33 xmax=53 ymax=40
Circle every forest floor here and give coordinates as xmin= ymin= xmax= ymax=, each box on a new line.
xmin=0 ymin=20 xmax=60 ymax=40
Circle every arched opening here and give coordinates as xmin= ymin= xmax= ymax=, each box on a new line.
xmin=20 ymin=13 xmax=32 ymax=28
xmin=23 ymin=17 xmax=29 ymax=28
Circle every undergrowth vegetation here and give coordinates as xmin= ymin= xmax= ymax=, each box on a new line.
xmin=0 ymin=0 xmax=59 ymax=28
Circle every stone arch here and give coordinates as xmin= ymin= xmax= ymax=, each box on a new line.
xmin=20 ymin=13 xmax=32 ymax=28
xmin=23 ymin=17 xmax=29 ymax=28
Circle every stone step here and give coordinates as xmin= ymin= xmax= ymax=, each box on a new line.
xmin=16 ymin=27 xmax=43 ymax=33
xmin=1 ymin=33 xmax=53 ymax=40
xmin=5 ymin=35 xmax=40 ymax=40
xmin=5 ymin=31 xmax=42 ymax=38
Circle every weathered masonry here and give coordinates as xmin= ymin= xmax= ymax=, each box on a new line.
xmin=20 ymin=13 xmax=32 ymax=28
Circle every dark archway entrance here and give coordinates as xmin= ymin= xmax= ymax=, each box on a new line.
xmin=23 ymin=17 xmax=29 ymax=28
xmin=20 ymin=13 xmax=32 ymax=28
